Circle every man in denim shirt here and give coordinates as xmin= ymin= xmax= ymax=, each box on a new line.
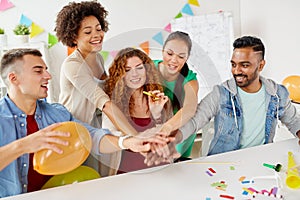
xmin=176 ymin=36 xmax=300 ymax=156
xmin=0 ymin=48 xmax=169 ymax=198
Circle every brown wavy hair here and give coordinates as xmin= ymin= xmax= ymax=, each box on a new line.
xmin=55 ymin=0 xmax=109 ymax=47
xmin=104 ymin=48 xmax=172 ymax=121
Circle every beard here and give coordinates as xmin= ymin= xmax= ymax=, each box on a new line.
xmin=233 ymin=68 xmax=259 ymax=88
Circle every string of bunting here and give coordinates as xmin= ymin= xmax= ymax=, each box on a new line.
xmin=0 ymin=0 xmax=14 ymax=11
xmin=0 ymin=0 xmax=200 ymax=57
xmin=101 ymin=0 xmax=200 ymax=62
xmin=19 ymin=14 xmax=44 ymax=38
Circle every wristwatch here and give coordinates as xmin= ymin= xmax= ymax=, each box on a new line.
xmin=118 ymin=135 xmax=131 ymax=149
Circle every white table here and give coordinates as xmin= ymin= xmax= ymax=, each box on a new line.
xmin=3 ymin=138 xmax=300 ymax=200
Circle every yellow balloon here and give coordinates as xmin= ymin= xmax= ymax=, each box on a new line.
xmin=33 ymin=121 xmax=92 ymax=175
xmin=41 ymin=165 xmax=100 ymax=190
xmin=282 ymin=75 xmax=300 ymax=103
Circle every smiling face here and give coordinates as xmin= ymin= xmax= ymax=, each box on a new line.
xmin=162 ymin=39 xmax=189 ymax=76
xmin=75 ymin=15 xmax=104 ymax=57
xmin=13 ymin=55 xmax=52 ymax=100
xmin=124 ymin=56 xmax=146 ymax=90
xmin=231 ymin=47 xmax=265 ymax=92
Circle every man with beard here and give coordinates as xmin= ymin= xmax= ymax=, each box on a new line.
xmin=164 ymin=36 xmax=300 ymax=158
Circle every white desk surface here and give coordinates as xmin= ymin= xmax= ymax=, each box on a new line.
xmin=4 ymin=138 xmax=300 ymax=200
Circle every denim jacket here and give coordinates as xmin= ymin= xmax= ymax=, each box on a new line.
xmin=180 ymin=76 xmax=300 ymax=155
xmin=0 ymin=95 xmax=109 ymax=198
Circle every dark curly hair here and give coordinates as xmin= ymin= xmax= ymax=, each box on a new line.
xmin=55 ymin=0 xmax=109 ymax=47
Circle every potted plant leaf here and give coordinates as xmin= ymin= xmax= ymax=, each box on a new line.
xmin=0 ymin=27 xmax=8 ymax=46
xmin=13 ymin=24 xmax=31 ymax=44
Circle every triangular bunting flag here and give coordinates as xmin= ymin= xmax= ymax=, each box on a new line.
xmin=175 ymin=12 xmax=183 ymax=19
xmin=19 ymin=14 xmax=32 ymax=27
xmin=30 ymin=22 xmax=44 ymax=38
xmin=182 ymin=4 xmax=194 ymax=16
xmin=48 ymin=33 xmax=58 ymax=48
xmin=0 ymin=0 xmax=14 ymax=11
xmin=100 ymin=51 xmax=109 ymax=62
xmin=68 ymin=47 xmax=76 ymax=55
xmin=164 ymin=23 xmax=171 ymax=33
xmin=188 ymin=0 xmax=200 ymax=7
xmin=152 ymin=32 xmax=164 ymax=46
xmin=110 ymin=50 xmax=119 ymax=58
xmin=139 ymin=41 xmax=149 ymax=55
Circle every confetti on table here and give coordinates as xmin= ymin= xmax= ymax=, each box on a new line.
xmin=247 ymin=187 xmax=258 ymax=193
xmin=206 ymin=170 xmax=213 ymax=176
xmin=242 ymin=186 xmax=283 ymax=199
xmin=211 ymin=182 xmax=225 ymax=187
xmin=261 ymin=189 xmax=269 ymax=195
xmin=208 ymin=167 xmax=216 ymax=173
xmin=219 ymin=194 xmax=235 ymax=199
xmin=211 ymin=181 xmax=227 ymax=191
xmin=242 ymin=190 xmax=248 ymax=195
xmin=242 ymin=187 xmax=254 ymax=194
xmin=241 ymin=180 xmax=254 ymax=184
xmin=239 ymin=176 xmax=246 ymax=182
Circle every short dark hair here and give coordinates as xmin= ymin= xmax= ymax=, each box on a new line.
xmin=0 ymin=48 xmax=42 ymax=85
xmin=55 ymin=0 xmax=109 ymax=48
xmin=233 ymin=36 xmax=265 ymax=59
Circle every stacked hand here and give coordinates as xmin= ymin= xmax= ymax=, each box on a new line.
xmin=135 ymin=126 xmax=182 ymax=166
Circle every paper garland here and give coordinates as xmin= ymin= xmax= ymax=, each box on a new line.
xmin=188 ymin=0 xmax=200 ymax=7
xmin=181 ymin=3 xmax=194 ymax=16
xmin=20 ymin=14 xmax=32 ymax=27
xmin=164 ymin=23 xmax=172 ymax=33
xmin=139 ymin=41 xmax=150 ymax=55
xmin=98 ymin=0 xmax=200 ymax=61
xmin=30 ymin=22 xmax=44 ymax=38
xmin=0 ymin=0 xmax=14 ymax=11
xmin=99 ymin=51 xmax=109 ymax=62
xmin=19 ymin=14 xmax=44 ymax=38
xmin=48 ymin=33 xmax=58 ymax=48
xmin=152 ymin=32 xmax=164 ymax=46
xmin=1 ymin=0 xmax=201 ymax=57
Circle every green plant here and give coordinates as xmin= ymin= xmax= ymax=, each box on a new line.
xmin=13 ymin=24 xmax=30 ymax=35
xmin=0 ymin=28 xmax=4 ymax=34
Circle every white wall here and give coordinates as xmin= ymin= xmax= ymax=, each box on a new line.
xmin=240 ymin=0 xmax=300 ymax=83
xmin=0 ymin=0 xmax=299 ymax=100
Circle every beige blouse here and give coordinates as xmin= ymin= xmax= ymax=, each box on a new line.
xmin=59 ymin=49 xmax=110 ymax=124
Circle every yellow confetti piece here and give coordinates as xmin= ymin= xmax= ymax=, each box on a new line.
xmin=239 ymin=176 xmax=246 ymax=182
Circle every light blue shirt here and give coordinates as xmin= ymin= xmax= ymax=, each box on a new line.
xmin=0 ymin=95 xmax=109 ymax=198
xmin=238 ymin=84 xmax=266 ymax=148
xmin=180 ymin=76 xmax=300 ymax=156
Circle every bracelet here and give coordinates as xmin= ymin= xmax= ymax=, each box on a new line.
xmin=118 ymin=135 xmax=131 ymax=150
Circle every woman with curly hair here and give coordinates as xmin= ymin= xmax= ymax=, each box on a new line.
xmin=55 ymin=1 xmax=141 ymax=176
xmin=103 ymin=47 xmax=173 ymax=173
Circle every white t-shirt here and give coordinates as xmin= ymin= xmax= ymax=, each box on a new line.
xmin=238 ymin=84 xmax=266 ymax=148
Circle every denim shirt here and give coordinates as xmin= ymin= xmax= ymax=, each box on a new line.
xmin=180 ymin=76 xmax=300 ymax=156
xmin=0 ymin=95 xmax=109 ymax=198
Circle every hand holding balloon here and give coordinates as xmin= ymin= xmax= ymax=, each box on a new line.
xmin=33 ymin=121 xmax=92 ymax=175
